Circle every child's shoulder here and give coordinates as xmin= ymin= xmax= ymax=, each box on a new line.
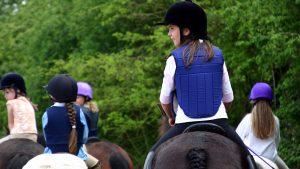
xmin=243 ymin=113 xmax=252 ymax=120
xmin=6 ymin=97 xmax=22 ymax=104
xmin=212 ymin=45 xmax=223 ymax=55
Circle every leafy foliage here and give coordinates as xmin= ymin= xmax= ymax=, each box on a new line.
xmin=0 ymin=0 xmax=299 ymax=168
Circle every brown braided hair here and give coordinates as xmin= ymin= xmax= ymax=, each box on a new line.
xmin=65 ymin=102 xmax=78 ymax=154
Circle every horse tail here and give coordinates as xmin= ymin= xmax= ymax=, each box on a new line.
xmin=109 ymin=152 xmax=129 ymax=169
xmin=186 ymin=148 xmax=207 ymax=169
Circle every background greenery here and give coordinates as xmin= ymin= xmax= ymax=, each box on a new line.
xmin=0 ymin=0 xmax=299 ymax=168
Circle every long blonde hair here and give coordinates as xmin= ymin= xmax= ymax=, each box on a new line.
xmin=251 ymin=100 xmax=276 ymax=139
xmin=85 ymin=101 xmax=99 ymax=113
xmin=182 ymin=39 xmax=214 ymax=68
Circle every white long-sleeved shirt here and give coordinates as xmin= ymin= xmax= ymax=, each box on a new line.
xmin=159 ymin=56 xmax=234 ymax=123
xmin=236 ymin=113 xmax=280 ymax=161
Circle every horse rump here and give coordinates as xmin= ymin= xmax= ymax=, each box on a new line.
xmin=152 ymin=132 xmax=248 ymax=169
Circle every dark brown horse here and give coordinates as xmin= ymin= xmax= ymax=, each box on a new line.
xmin=152 ymin=131 xmax=248 ymax=169
xmin=85 ymin=137 xmax=134 ymax=169
xmin=0 ymin=138 xmax=44 ymax=169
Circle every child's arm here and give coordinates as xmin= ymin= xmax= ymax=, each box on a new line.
xmin=224 ymin=102 xmax=233 ymax=111
xmin=161 ymin=103 xmax=175 ymax=126
xmin=79 ymin=109 xmax=89 ymax=143
xmin=222 ymin=62 xmax=234 ymax=112
xmin=6 ymin=103 xmax=14 ymax=132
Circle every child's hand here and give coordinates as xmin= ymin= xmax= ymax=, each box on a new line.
xmin=168 ymin=118 xmax=175 ymax=126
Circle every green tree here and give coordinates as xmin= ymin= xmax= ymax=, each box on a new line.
xmin=0 ymin=0 xmax=299 ymax=168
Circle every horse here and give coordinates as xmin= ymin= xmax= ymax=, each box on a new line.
xmin=156 ymin=119 xmax=279 ymax=169
xmin=0 ymin=138 xmax=44 ymax=169
xmin=152 ymin=123 xmax=251 ymax=169
xmin=85 ymin=137 xmax=134 ymax=169
xmin=6 ymin=134 xmax=133 ymax=169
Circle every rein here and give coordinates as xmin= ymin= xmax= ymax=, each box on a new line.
xmin=247 ymin=146 xmax=275 ymax=169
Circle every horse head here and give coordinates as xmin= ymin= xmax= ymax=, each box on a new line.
xmin=85 ymin=139 xmax=134 ymax=169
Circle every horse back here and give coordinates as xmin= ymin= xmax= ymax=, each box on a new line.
xmin=153 ymin=132 xmax=248 ymax=169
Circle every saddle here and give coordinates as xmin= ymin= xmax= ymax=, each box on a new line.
xmin=183 ymin=122 xmax=227 ymax=137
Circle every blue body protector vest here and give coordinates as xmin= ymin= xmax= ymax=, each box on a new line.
xmin=172 ymin=45 xmax=224 ymax=118
xmin=44 ymin=105 xmax=84 ymax=154
xmin=81 ymin=106 xmax=99 ymax=138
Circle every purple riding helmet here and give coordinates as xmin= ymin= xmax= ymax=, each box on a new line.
xmin=77 ymin=82 xmax=93 ymax=100
xmin=249 ymin=82 xmax=273 ymax=100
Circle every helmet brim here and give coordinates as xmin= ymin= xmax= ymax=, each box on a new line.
xmin=155 ymin=21 xmax=168 ymax=26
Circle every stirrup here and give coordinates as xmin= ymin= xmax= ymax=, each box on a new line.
xmin=183 ymin=122 xmax=227 ymax=137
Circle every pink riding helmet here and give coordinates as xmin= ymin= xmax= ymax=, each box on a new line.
xmin=77 ymin=82 xmax=93 ymax=100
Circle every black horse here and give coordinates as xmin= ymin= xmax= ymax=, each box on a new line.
xmin=149 ymin=123 xmax=257 ymax=169
xmin=0 ymin=138 xmax=44 ymax=169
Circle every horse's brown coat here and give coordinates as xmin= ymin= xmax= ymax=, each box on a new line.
xmin=86 ymin=140 xmax=134 ymax=169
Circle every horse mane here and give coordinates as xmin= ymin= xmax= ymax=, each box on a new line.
xmin=6 ymin=153 xmax=35 ymax=169
xmin=109 ymin=152 xmax=130 ymax=169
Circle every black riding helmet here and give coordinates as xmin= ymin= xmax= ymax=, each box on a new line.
xmin=0 ymin=72 xmax=27 ymax=94
xmin=44 ymin=74 xmax=77 ymax=103
xmin=158 ymin=0 xmax=207 ymax=40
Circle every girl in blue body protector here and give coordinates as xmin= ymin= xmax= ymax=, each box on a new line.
xmin=42 ymin=74 xmax=101 ymax=169
xmin=143 ymin=1 xmax=257 ymax=169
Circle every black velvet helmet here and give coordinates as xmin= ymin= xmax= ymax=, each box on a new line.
xmin=44 ymin=74 xmax=77 ymax=102
xmin=0 ymin=72 xmax=27 ymax=94
xmin=158 ymin=0 xmax=207 ymax=40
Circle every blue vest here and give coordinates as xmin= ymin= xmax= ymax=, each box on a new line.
xmin=172 ymin=45 xmax=224 ymax=118
xmin=44 ymin=105 xmax=84 ymax=154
